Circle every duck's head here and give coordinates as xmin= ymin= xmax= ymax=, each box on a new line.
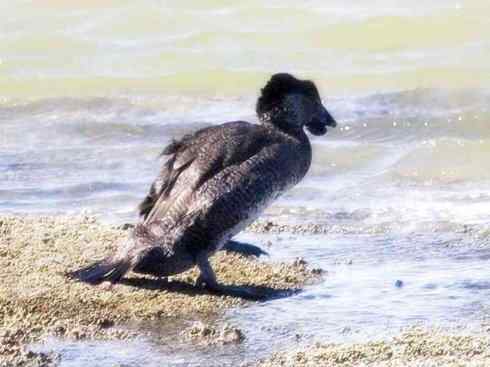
xmin=256 ymin=73 xmax=336 ymax=136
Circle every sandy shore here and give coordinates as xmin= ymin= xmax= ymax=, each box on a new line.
xmin=0 ymin=215 xmax=317 ymax=366
xmin=3 ymin=215 xmax=489 ymax=366
xmin=258 ymin=327 xmax=490 ymax=367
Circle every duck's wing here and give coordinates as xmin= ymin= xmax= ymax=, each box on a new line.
xmin=139 ymin=121 xmax=275 ymax=225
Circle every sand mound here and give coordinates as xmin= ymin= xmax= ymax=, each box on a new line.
xmin=0 ymin=215 xmax=318 ymax=366
xmin=258 ymin=328 xmax=490 ymax=367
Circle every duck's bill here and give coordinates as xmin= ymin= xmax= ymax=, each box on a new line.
xmin=306 ymin=108 xmax=337 ymax=136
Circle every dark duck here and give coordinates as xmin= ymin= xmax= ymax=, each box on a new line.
xmin=69 ymin=73 xmax=337 ymax=298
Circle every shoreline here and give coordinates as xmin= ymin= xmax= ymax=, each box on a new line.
xmin=0 ymin=215 xmax=318 ymax=366
xmin=2 ymin=214 xmax=490 ymax=366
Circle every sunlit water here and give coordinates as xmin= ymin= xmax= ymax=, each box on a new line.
xmin=3 ymin=0 xmax=490 ymax=366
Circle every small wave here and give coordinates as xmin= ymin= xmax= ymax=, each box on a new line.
xmin=389 ymin=137 xmax=490 ymax=184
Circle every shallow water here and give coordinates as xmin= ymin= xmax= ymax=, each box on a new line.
xmin=3 ymin=0 xmax=490 ymax=365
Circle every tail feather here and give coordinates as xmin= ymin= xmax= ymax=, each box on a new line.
xmin=67 ymin=257 xmax=131 ymax=285
xmin=68 ymin=225 xmax=159 ymax=285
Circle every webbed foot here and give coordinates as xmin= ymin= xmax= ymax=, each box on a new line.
xmin=222 ymin=240 xmax=268 ymax=257
xmin=195 ymin=252 xmax=273 ymax=301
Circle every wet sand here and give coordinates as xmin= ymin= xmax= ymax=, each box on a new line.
xmin=3 ymin=215 xmax=489 ymax=366
xmin=257 ymin=327 xmax=490 ymax=367
xmin=0 ymin=215 xmax=317 ymax=366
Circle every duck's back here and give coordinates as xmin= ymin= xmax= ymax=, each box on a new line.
xmin=141 ymin=121 xmax=311 ymax=254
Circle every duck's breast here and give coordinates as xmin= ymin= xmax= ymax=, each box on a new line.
xmin=185 ymin=138 xmax=311 ymax=252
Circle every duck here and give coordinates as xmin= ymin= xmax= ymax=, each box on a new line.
xmin=69 ymin=73 xmax=337 ymax=298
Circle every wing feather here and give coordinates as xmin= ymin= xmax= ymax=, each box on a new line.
xmin=138 ymin=121 xmax=275 ymax=225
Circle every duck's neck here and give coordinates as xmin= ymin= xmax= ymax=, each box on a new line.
xmin=261 ymin=114 xmax=312 ymax=174
xmin=259 ymin=94 xmax=310 ymax=136
xmin=261 ymin=114 xmax=307 ymax=141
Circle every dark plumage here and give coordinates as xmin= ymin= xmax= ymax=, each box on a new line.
xmin=68 ymin=73 xmax=337 ymax=298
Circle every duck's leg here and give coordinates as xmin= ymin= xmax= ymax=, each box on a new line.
xmin=195 ymin=252 xmax=218 ymax=288
xmin=221 ymin=240 xmax=268 ymax=257
xmin=195 ymin=252 xmax=265 ymax=300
